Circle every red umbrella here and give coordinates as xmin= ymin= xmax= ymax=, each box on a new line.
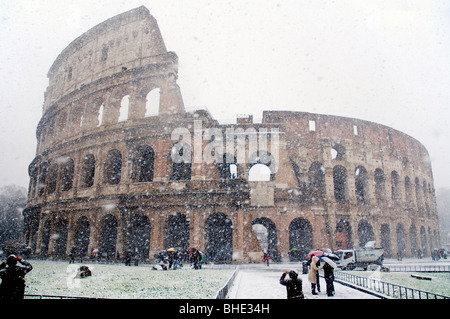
xmin=306 ymin=250 xmax=323 ymax=259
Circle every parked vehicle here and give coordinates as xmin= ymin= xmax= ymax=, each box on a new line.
xmin=336 ymin=241 xmax=384 ymax=270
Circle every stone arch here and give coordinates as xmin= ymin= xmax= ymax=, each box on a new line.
xmin=169 ymin=142 xmax=191 ymax=180
xmin=335 ymin=219 xmax=352 ymax=249
xmin=355 ymin=166 xmax=368 ymax=203
xmin=357 ymin=220 xmax=374 ymax=247
xmin=391 ymin=171 xmax=401 ymax=204
xmin=396 ymin=223 xmax=407 ymax=255
xmin=333 ymin=165 xmax=347 ymax=202
xmin=118 ymin=94 xmax=130 ymax=122
xmin=60 ymin=157 xmax=74 ymax=191
xmin=380 ymin=223 xmax=391 ymax=257
xmin=205 ymin=213 xmax=233 ymax=262
xmin=308 ymin=161 xmax=325 ymax=200
xmin=145 ymin=88 xmax=160 ymax=116
xmin=55 ymin=215 xmax=69 ymax=257
xmin=104 ymin=149 xmax=122 ymax=185
xmin=99 ymin=214 xmax=118 ymax=259
xmin=410 ymin=224 xmax=418 ymax=257
xmin=217 ymin=153 xmax=238 ymax=179
xmin=74 ymin=216 xmax=90 ymax=257
xmin=248 ymin=151 xmax=276 ymax=181
xmin=251 ymin=217 xmax=278 ymax=256
xmin=164 ymin=212 xmax=190 ymax=251
xmin=289 ymin=217 xmax=312 ymax=261
xmin=129 ymin=213 xmax=151 ymax=259
xmin=131 ymin=145 xmax=155 ymax=182
xmin=41 ymin=219 xmax=51 ymax=256
xmin=80 ymin=154 xmax=95 ymax=187
xmin=374 ymin=168 xmax=386 ymax=202
xmin=47 ymin=162 xmax=58 ymax=194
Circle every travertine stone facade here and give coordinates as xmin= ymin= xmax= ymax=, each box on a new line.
xmin=23 ymin=6 xmax=440 ymax=262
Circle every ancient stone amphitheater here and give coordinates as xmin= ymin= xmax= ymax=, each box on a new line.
xmin=23 ymin=6 xmax=440 ymax=262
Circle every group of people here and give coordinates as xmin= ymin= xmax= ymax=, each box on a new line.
xmin=154 ymin=248 xmax=204 ymax=270
xmin=280 ymin=252 xmax=336 ymax=299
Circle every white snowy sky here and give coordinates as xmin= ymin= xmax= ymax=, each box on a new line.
xmin=1 ymin=0 xmax=450 ymax=190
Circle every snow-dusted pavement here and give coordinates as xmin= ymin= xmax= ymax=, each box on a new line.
xmin=227 ymin=264 xmax=379 ymax=299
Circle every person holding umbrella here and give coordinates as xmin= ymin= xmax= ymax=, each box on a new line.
xmin=308 ymin=255 xmax=321 ymax=295
xmin=321 ymin=250 xmax=339 ymax=297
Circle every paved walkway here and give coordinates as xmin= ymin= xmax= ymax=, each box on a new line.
xmin=226 ymin=264 xmax=379 ymax=299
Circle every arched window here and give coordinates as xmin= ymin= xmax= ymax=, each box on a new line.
xmin=374 ymin=168 xmax=385 ymax=202
xmin=415 ymin=177 xmax=423 ymax=210
xmin=217 ymin=153 xmax=238 ymax=179
xmin=132 ymin=145 xmax=154 ymax=182
xmin=165 ymin=213 xmax=190 ymax=251
xmin=81 ymin=154 xmax=95 ymax=187
xmin=391 ymin=171 xmax=401 ymax=204
xmin=60 ymin=157 xmax=74 ymax=191
xmin=118 ymin=95 xmax=130 ymax=122
xmin=145 ymin=88 xmax=160 ymax=116
xmin=358 ymin=220 xmax=374 ymax=247
xmin=47 ymin=163 xmax=58 ymax=194
xmin=333 ymin=165 xmax=347 ymax=202
xmin=104 ymin=149 xmax=122 ymax=185
xmin=308 ymin=162 xmax=325 ymax=200
xmin=170 ymin=143 xmax=191 ymax=181
xmin=248 ymin=163 xmax=271 ymax=181
xmin=355 ymin=166 xmax=368 ymax=203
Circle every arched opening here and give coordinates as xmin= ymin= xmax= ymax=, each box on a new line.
xmin=47 ymin=163 xmax=58 ymax=194
xmin=165 ymin=212 xmax=190 ymax=251
xmin=81 ymin=154 xmax=95 ymax=187
xmin=415 ymin=177 xmax=423 ymax=210
xmin=145 ymin=88 xmax=160 ymax=117
xmin=55 ymin=216 xmax=68 ymax=257
xmin=396 ymin=224 xmax=406 ymax=256
xmin=74 ymin=216 xmax=90 ymax=257
xmin=391 ymin=171 xmax=401 ymax=204
xmin=104 ymin=149 xmax=122 ymax=185
xmin=60 ymin=157 xmax=74 ymax=191
xmin=99 ymin=214 xmax=118 ymax=259
xmin=410 ymin=224 xmax=418 ymax=257
xmin=41 ymin=219 xmax=51 ymax=256
xmin=251 ymin=217 xmax=278 ymax=260
xmin=170 ymin=143 xmax=191 ymax=180
xmin=420 ymin=226 xmax=427 ymax=256
xmin=335 ymin=219 xmax=352 ymax=249
xmin=357 ymin=220 xmax=374 ymax=247
xmin=308 ymin=162 xmax=326 ymax=201
xmin=289 ymin=217 xmax=312 ymax=261
xmin=333 ymin=165 xmax=347 ymax=202
xmin=248 ymin=151 xmax=276 ymax=181
xmin=129 ymin=213 xmax=151 ymax=259
xmin=355 ymin=166 xmax=368 ymax=203
xmin=217 ymin=153 xmax=238 ymax=179
xmin=205 ymin=213 xmax=233 ymax=262
xmin=118 ymin=95 xmax=130 ymax=122
xmin=374 ymin=168 xmax=386 ymax=202
xmin=380 ymin=223 xmax=391 ymax=257
xmin=132 ymin=145 xmax=154 ymax=182
xmin=248 ymin=163 xmax=271 ymax=181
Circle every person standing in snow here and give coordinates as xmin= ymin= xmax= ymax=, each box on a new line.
xmin=308 ymin=256 xmax=321 ymax=295
xmin=280 ymin=270 xmax=304 ymax=299
xmin=263 ymin=252 xmax=270 ymax=267
xmin=322 ymin=258 xmax=335 ymax=297
xmin=190 ymin=248 xmax=201 ymax=270
xmin=0 ymin=255 xmax=33 ymax=300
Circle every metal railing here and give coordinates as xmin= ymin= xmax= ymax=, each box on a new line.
xmin=386 ymin=264 xmax=450 ymax=272
xmin=335 ymin=271 xmax=450 ymax=299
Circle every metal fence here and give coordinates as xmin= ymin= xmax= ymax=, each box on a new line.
xmin=386 ymin=264 xmax=450 ymax=273
xmin=335 ymin=271 xmax=450 ymax=299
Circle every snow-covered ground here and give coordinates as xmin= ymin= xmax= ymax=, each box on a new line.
xmin=21 ymin=258 xmax=450 ymax=299
xmin=24 ymin=260 xmax=234 ymax=299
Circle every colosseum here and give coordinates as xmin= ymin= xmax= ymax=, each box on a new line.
xmin=23 ymin=6 xmax=440 ymax=263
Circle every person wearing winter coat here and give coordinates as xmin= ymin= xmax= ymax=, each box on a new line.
xmin=323 ymin=262 xmax=335 ymax=297
xmin=0 ymin=255 xmax=33 ymax=300
xmin=280 ymin=270 xmax=304 ymax=299
xmin=308 ymin=256 xmax=321 ymax=295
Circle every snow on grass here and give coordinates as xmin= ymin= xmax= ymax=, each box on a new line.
xmin=345 ymin=270 xmax=450 ymax=297
xmin=24 ymin=260 xmax=235 ymax=299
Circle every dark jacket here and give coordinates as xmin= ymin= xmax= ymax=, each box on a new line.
xmin=0 ymin=260 xmax=33 ymax=300
xmin=280 ymin=272 xmax=304 ymax=299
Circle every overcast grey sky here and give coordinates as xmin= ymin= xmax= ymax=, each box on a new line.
xmin=0 ymin=0 xmax=449 ymax=191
